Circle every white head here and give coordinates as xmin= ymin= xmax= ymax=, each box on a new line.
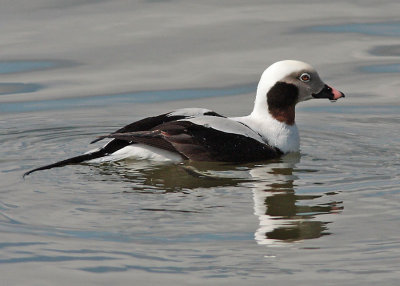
xmin=252 ymin=60 xmax=345 ymax=124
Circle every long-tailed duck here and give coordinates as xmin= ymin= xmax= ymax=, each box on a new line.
xmin=24 ymin=60 xmax=345 ymax=176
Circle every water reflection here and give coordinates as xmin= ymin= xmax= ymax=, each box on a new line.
xmin=250 ymin=156 xmax=342 ymax=245
xmin=93 ymin=161 xmax=251 ymax=192
xmin=91 ymin=156 xmax=343 ymax=245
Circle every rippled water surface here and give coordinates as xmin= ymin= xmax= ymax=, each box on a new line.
xmin=1 ymin=1 xmax=400 ymax=285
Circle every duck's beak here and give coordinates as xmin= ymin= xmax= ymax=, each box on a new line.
xmin=312 ymin=84 xmax=345 ymax=101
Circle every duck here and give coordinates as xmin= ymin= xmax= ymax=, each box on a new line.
xmin=23 ymin=60 xmax=345 ymax=176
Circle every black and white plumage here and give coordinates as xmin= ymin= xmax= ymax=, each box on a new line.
xmin=24 ymin=60 xmax=345 ymax=176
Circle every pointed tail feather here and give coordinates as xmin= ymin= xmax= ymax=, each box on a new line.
xmin=23 ymin=149 xmax=107 ymax=177
xmin=90 ymin=137 xmax=105 ymax=144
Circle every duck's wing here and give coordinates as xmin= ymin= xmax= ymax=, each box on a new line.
xmin=102 ymin=117 xmax=282 ymax=163
xmin=91 ymin=108 xmax=224 ymax=144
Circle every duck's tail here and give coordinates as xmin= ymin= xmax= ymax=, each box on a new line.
xmin=23 ymin=149 xmax=107 ymax=178
xmin=23 ymin=137 xmax=133 ymax=178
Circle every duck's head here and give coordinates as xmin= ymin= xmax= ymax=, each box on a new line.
xmin=252 ymin=60 xmax=345 ymax=124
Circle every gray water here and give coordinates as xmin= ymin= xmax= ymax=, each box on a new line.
xmin=1 ymin=1 xmax=400 ymax=285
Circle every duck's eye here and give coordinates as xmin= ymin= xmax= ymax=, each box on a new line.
xmin=299 ymin=73 xmax=311 ymax=82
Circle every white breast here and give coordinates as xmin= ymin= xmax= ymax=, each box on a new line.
xmin=232 ymin=114 xmax=300 ymax=154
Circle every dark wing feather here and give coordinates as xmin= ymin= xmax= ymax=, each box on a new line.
xmin=104 ymin=121 xmax=282 ymax=163
xmin=91 ymin=110 xmax=225 ymax=144
xmin=90 ymin=113 xmax=186 ymax=144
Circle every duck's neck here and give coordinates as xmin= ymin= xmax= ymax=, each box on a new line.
xmin=235 ymin=108 xmax=300 ymax=154
xmin=268 ymin=105 xmax=295 ymax=125
xmin=239 ymin=76 xmax=300 ymax=153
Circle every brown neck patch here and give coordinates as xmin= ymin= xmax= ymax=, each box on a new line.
xmin=268 ymin=105 xmax=295 ymax=125
xmin=267 ymin=81 xmax=298 ymax=125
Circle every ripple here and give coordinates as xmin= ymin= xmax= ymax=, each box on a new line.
xmin=369 ymin=45 xmax=400 ymax=56
xmin=0 ymin=255 xmax=116 ymax=264
xmin=0 ymin=242 xmax=46 ymax=249
xmin=0 ymin=83 xmax=256 ymax=113
xmin=0 ymin=83 xmax=43 ymax=96
xmin=360 ymin=63 xmax=400 ymax=73
xmin=310 ymin=22 xmax=400 ymax=37
xmin=0 ymin=60 xmax=75 ymax=74
xmin=299 ymin=104 xmax=400 ymax=114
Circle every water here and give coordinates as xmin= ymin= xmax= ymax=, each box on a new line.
xmin=1 ymin=1 xmax=400 ymax=285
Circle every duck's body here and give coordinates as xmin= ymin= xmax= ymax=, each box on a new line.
xmin=24 ymin=60 xmax=344 ymax=177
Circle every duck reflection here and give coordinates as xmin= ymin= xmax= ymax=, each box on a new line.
xmin=93 ymin=160 xmax=251 ymax=192
xmin=92 ymin=155 xmax=342 ymax=245
xmin=250 ymin=155 xmax=342 ymax=245
xmin=254 ymin=191 xmax=333 ymax=243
